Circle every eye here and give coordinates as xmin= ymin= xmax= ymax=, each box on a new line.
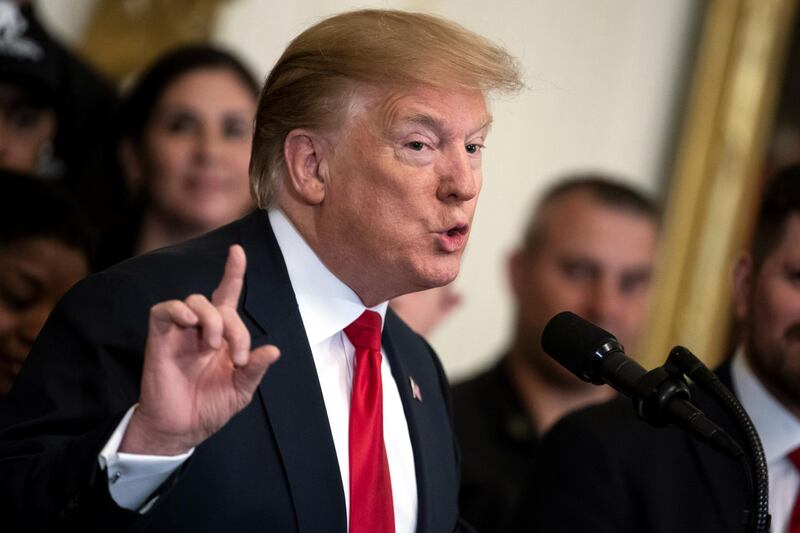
xmin=407 ymin=141 xmax=426 ymax=151
xmin=162 ymin=111 xmax=199 ymax=135
xmin=560 ymin=260 xmax=596 ymax=282
xmin=8 ymin=107 xmax=44 ymax=131
xmin=620 ymin=271 xmax=652 ymax=295
xmin=222 ymin=117 xmax=251 ymax=140
xmin=0 ymin=284 xmax=37 ymax=312
xmin=465 ymin=143 xmax=483 ymax=154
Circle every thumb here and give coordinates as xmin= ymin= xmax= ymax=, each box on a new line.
xmin=235 ymin=344 xmax=281 ymax=393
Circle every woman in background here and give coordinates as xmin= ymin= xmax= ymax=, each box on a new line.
xmin=97 ymin=45 xmax=259 ymax=269
xmin=0 ymin=173 xmax=92 ymax=396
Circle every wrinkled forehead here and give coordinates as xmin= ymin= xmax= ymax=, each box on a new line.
xmin=342 ymin=83 xmax=492 ymax=137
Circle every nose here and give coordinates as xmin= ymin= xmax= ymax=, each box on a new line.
xmin=584 ymin=278 xmax=626 ymax=336
xmin=436 ymin=145 xmax=480 ymax=203
xmin=195 ymin=127 xmax=222 ymax=164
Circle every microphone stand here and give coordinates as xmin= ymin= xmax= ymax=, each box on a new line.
xmin=632 ymin=347 xmax=770 ymax=532
xmin=665 ymin=346 xmax=770 ymax=533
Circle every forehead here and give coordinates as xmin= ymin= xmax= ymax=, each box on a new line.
xmin=536 ymin=191 xmax=657 ymax=262
xmin=158 ymin=68 xmax=255 ymax=108
xmin=0 ymin=237 xmax=88 ymax=287
xmin=351 ymin=84 xmax=491 ymax=136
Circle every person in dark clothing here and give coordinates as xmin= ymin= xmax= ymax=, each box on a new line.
xmin=0 ymin=10 xmax=522 ymax=532
xmin=0 ymin=171 xmax=92 ymax=396
xmin=452 ymin=175 xmax=660 ymax=532
xmin=533 ymin=165 xmax=800 ymax=533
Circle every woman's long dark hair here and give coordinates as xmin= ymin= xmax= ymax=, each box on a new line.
xmin=118 ymin=44 xmax=260 ymax=145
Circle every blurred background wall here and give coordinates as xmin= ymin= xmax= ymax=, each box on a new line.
xmin=35 ymin=0 xmax=700 ymax=380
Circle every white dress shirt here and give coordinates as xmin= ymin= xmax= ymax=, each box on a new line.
xmin=731 ymin=348 xmax=800 ymax=533
xmin=99 ymin=209 xmax=418 ymax=533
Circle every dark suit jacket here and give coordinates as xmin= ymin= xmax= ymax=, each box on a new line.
xmin=0 ymin=211 xmax=467 ymax=532
xmin=530 ymin=363 xmax=749 ymax=533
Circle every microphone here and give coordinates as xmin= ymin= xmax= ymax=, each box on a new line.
xmin=541 ymin=311 xmax=744 ymax=459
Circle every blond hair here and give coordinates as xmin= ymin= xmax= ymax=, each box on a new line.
xmin=249 ymin=9 xmax=523 ymax=208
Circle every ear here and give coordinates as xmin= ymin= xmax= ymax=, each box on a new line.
xmin=283 ymin=129 xmax=328 ymax=205
xmin=119 ymin=138 xmax=144 ymax=193
xmin=732 ymin=252 xmax=754 ymax=321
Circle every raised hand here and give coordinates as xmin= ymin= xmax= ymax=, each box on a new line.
xmin=119 ymin=245 xmax=280 ymax=456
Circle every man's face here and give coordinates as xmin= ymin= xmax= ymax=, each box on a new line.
xmin=315 ymin=85 xmax=490 ymax=305
xmin=510 ymin=191 xmax=657 ymax=384
xmin=736 ymin=214 xmax=800 ymax=410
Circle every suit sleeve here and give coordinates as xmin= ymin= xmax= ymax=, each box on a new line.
xmin=0 ymin=270 xmax=159 ymax=531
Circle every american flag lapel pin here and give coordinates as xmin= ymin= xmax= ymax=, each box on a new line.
xmin=409 ymin=376 xmax=422 ymax=402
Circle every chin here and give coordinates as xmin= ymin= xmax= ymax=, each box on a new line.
xmin=416 ymin=262 xmax=460 ymax=289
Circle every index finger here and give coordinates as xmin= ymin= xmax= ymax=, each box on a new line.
xmin=211 ymin=244 xmax=246 ymax=308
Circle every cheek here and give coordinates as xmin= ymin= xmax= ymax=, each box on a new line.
xmin=228 ymin=143 xmax=252 ymax=175
xmin=4 ymin=139 xmax=40 ymax=171
xmin=519 ymin=268 xmax=575 ymax=316
xmin=145 ymin=136 xmax=190 ymax=187
xmin=750 ymin=288 xmax=788 ymax=342
xmin=0 ymin=307 xmax=16 ymax=338
xmin=538 ymin=270 xmax=586 ymax=310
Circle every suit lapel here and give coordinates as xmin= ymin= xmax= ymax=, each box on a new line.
xmin=382 ymin=310 xmax=431 ymax=533
xmin=238 ymin=212 xmax=347 ymax=533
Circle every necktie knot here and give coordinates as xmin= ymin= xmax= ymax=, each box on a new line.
xmin=344 ymin=310 xmax=382 ymax=351
xmin=789 ymin=447 xmax=800 ymax=470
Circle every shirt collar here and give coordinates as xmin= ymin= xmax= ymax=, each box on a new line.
xmin=731 ymin=347 xmax=800 ymax=463
xmin=267 ymin=208 xmax=387 ymax=345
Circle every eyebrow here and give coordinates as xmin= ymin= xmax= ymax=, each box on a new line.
xmin=393 ymin=113 xmax=493 ymax=138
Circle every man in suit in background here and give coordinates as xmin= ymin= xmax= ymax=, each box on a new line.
xmin=0 ymin=9 xmax=521 ymax=532
xmin=452 ymin=176 xmax=660 ymax=532
xmin=534 ymin=165 xmax=800 ymax=532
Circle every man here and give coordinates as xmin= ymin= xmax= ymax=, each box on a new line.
xmin=0 ymin=10 xmax=521 ymax=532
xmin=452 ymin=176 xmax=660 ymax=532
xmin=534 ymin=166 xmax=800 ymax=533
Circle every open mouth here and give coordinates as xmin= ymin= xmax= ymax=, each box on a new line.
xmin=446 ymin=225 xmax=468 ymax=237
xmin=438 ymin=224 xmax=469 ymax=252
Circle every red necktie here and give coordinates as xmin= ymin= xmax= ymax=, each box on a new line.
xmin=789 ymin=448 xmax=800 ymax=532
xmin=345 ymin=310 xmax=395 ymax=533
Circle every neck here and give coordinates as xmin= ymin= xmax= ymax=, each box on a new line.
xmin=744 ymin=347 xmax=800 ymax=422
xmin=278 ymin=200 xmax=396 ymax=307
xmin=506 ymin=346 xmax=615 ymax=436
xmin=136 ymin=209 xmax=203 ymax=255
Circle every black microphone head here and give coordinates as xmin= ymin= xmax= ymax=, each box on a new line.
xmin=541 ymin=311 xmax=621 ymax=383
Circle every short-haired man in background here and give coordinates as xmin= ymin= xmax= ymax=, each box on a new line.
xmin=453 ymin=176 xmax=660 ymax=532
xmin=0 ymin=10 xmax=521 ymax=532
xmin=534 ymin=166 xmax=800 ymax=533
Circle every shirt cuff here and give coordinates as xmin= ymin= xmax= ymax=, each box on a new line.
xmin=98 ymin=404 xmax=194 ymax=513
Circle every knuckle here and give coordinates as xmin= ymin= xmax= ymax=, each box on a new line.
xmin=150 ymin=300 xmax=179 ymax=314
xmin=185 ymin=293 xmax=209 ymax=308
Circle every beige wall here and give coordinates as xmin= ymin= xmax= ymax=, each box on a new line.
xmin=38 ymin=0 xmax=698 ymax=380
